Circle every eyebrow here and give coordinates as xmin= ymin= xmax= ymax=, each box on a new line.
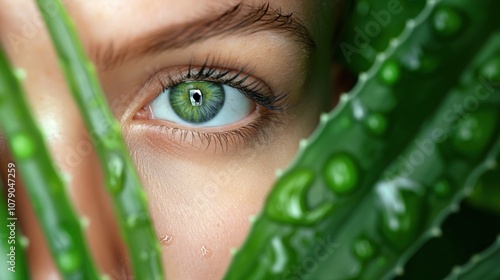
xmin=91 ymin=2 xmax=316 ymax=70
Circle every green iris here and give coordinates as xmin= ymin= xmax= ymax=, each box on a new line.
xmin=169 ymin=81 xmax=225 ymax=123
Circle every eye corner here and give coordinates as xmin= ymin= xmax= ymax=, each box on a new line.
xmin=134 ymin=106 xmax=153 ymax=121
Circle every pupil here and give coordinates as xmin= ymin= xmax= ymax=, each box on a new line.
xmin=193 ymin=92 xmax=201 ymax=102
xmin=189 ymin=89 xmax=203 ymax=106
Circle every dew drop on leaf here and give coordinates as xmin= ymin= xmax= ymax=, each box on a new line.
xmin=266 ymin=169 xmax=331 ymax=224
xmin=433 ymin=6 xmax=463 ymax=37
xmin=323 ymin=154 xmax=359 ymax=195
xmin=378 ymin=60 xmax=400 ymax=86
xmin=479 ymin=55 xmax=500 ymax=83
xmin=126 ymin=213 xmax=149 ymax=228
xmin=106 ymin=153 xmax=125 ymax=194
xmin=433 ymin=179 xmax=451 ymax=197
xmin=452 ymin=110 xmax=497 ymax=157
xmin=380 ymin=189 xmax=422 ymax=250
xmin=57 ymin=248 xmax=81 ymax=274
xmin=11 ymin=133 xmax=36 ymax=159
xmin=353 ymin=237 xmax=376 ymax=261
xmin=364 ymin=113 xmax=388 ymax=136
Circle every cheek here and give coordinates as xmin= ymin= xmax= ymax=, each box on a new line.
xmin=125 ymin=128 xmax=303 ymax=279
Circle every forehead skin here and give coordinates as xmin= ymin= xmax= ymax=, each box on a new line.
xmin=66 ymin=0 xmax=313 ymax=45
xmin=0 ymin=0 xmax=328 ymax=279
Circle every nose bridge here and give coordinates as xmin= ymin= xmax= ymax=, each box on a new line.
xmin=0 ymin=1 xmax=125 ymax=277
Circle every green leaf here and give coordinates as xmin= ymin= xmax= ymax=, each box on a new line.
xmin=33 ymin=0 xmax=164 ymax=279
xmin=444 ymin=236 xmax=500 ymax=280
xmin=0 ymin=47 xmax=100 ymax=279
xmin=224 ymin=0 xmax=500 ymax=279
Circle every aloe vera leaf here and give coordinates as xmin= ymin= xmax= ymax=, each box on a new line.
xmin=224 ymin=0 xmax=500 ymax=279
xmin=444 ymin=235 xmax=500 ymax=280
xmin=466 ymin=168 xmax=500 ymax=214
xmin=0 ymin=48 xmax=100 ymax=279
xmin=33 ymin=0 xmax=164 ymax=279
xmin=339 ymin=0 xmax=426 ymax=72
xmin=0 ymin=180 xmax=29 ymax=280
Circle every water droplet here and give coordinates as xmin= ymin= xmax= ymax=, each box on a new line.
xmin=299 ymin=139 xmax=308 ymax=150
xmin=19 ymin=235 xmax=29 ymax=248
xmin=479 ymin=55 xmax=500 ymax=83
xmin=270 ymin=235 xmax=289 ymax=273
xmin=139 ymin=189 xmax=148 ymax=204
xmin=230 ymin=247 xmax=238 ymax=256
xmin=126 ymin=213 xmax=149 ymax=228
xmin=429 ymin=227 xmax=442 ymax=237
xmin=433 ymin=6 xmax=463 ymax=37
xmin=394 ymin=266 xmax=404 ymax=276
xmin=339 ymin=115 xmax=352 ymax=128
xmin=140 ymin=251 xmax=149 ymax=261
xmin=275 ymin=169 xmax=283 ymax=178
xmin=323 ymin=154 xmax=359 ymax=195
xmin=364 ymin=113 xmax=388 ymax=135
xmin=80 ymin=216 xmax=90 ymax=229
xmin=452 ymin=266 xmax=462 ymax=275
xmin=14 ymin=68 xmax=27 ymax=80
xmin=433 ymin=179 xmax=451 ymax=197
xmin=379 ymin=60 xmax=400 ymax=86
xmin=61 ymin=172 xmax=72 ymax=184
xmin=160 ymin=234 xmax=173 ymax=246
xmin=352 ymin=99 xmax=366 ymax=120
xmin=57 ymin=249 xmax=81 ymax=273
xmin=266 ymin=169 xmax=332 ymax=224
xmin=452 ymin=110 xmax=497 ymax=157
xmin=11 ymin=133 xmax=36 ymax=159
xmin=352 ymin=237 xmax=376 ymax=261
xmin=248 ymin=215 xmax=256 ymax=223
xmin=378 ymin=184 xmax=423 ymax=250
xmin=201 ymin=246 xmax=213 ymax=258
xmin=106 ymin=153 xmax=125 ymax=193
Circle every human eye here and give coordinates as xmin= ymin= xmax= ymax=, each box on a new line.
xmin=135 ymin=60 xmax=290 ymax=150
xmin=150 ymin=81 xmax=253 ymax=127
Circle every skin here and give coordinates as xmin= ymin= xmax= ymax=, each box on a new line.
xmin=0 ymin=0 xmax=336 ymax=279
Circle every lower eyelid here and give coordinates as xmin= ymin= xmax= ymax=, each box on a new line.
xmin=133 ymin=107 xmax=287 ymax=152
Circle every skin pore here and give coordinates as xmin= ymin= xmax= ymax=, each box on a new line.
xmin=0 ymin=0 xmax=335 ymax=279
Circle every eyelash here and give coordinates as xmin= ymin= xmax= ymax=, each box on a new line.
xmin=139 ymin=58 xmax=290 ymax=151
xmin=157 ymin=59 xmax=290 ymax=111
xmin=149 ymin=112 xmax=283 ymax=152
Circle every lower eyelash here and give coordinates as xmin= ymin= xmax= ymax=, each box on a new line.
xmin=147 ymin=108 xmax=286 ymax=152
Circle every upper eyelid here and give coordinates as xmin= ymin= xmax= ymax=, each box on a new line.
xmin=142 ymin=64 xmax=290 ymax=111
